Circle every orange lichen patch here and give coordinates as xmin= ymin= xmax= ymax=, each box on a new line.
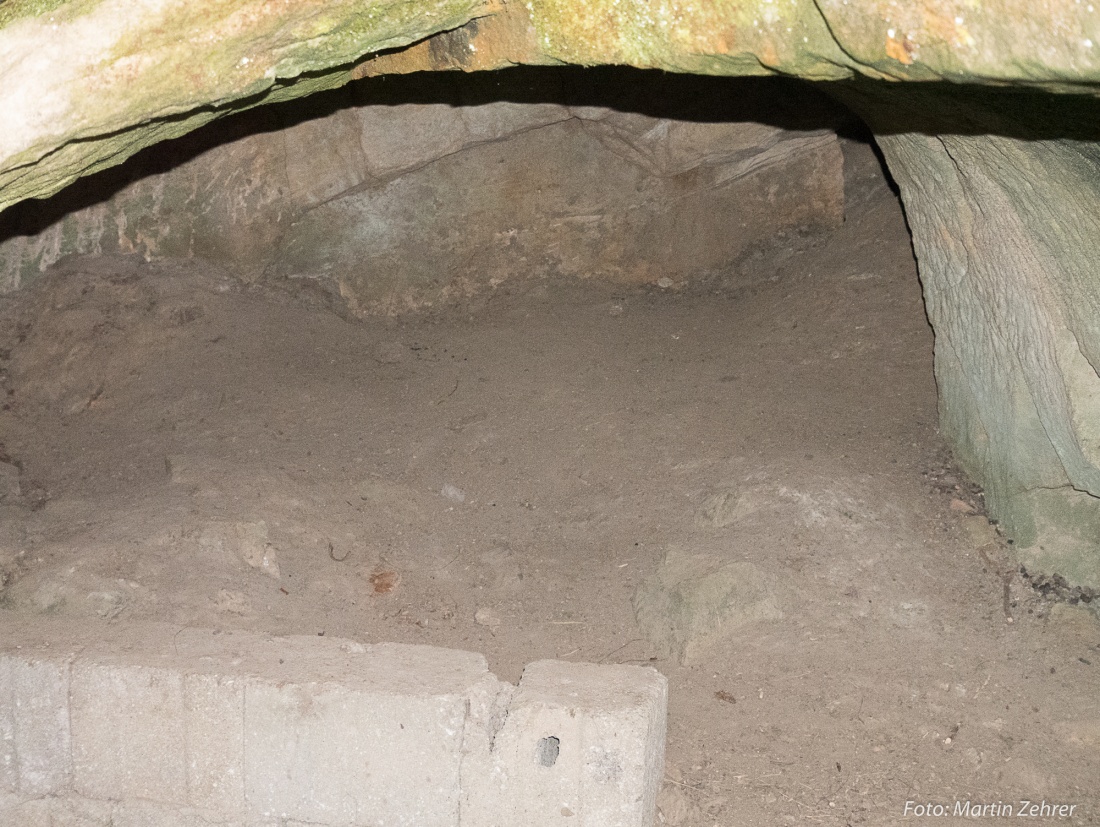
xmin=885 ymin=34 xmax=915 ymax=64
xmin=759 ymin=40 xmax=781 ymax=68
xmin=662 ymin=3 xmax=734 ymax=54
xmin=355 ymin=3 xmax=544 ymax=77
xmin=705 ymin=25 xmax=740 ymax=54
xmin=852 ymin=0 xmax=1099 ymax=73
xmin=920 ymin=7 xmax=976 ymax=49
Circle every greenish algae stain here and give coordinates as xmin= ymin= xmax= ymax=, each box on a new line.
xmin=525 ymin=0 xmax=855 ymax=79
xmin=0 ymin=0 xmax=98 ymax=29
xmin=7 ymin=0 xmax=1100 ymax=214
xmin=525 ymin=0 xmax=1100 ymax=88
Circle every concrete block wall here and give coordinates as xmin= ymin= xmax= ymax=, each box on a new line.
xmin=0 ymin=623 xmax=667 ymax=827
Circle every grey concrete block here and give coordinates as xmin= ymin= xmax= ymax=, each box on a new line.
xmin=482 ymin=660 xmax=668 ymax=827
xmin=1 ymin=625 xmax=668 ymax=827
xmin=112 ymin=798 xmax=268 ymax=827
xmin=0 ymin=658 xmax=15 ymax=793
xmin=0 ymin=792 xmax=278 ymax=827
xmin=0 ymin=653 xmax=73 ymax=795
xmin=0 ymin=790 xmax=115 ymax=826
xmin=71 ymin=661 xmax=187 ymax=803
xmin=244 ymin=643 xmax=490 ymax=827
xmin=183 ymin=672 xmax=245 ymax=813
xmin=12 ymin=656 xmax=73 ymax=794
xmin=456 ymin=672 xmax=516 ymax=826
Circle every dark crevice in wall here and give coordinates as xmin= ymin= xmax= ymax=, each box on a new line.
xmin=829 ymin=79 xmax=1100 ymax=141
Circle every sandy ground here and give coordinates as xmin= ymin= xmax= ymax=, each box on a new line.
xmin=1 ymin=141 xmax=1098 ymax=826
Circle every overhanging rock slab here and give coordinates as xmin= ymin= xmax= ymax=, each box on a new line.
xmin=0 ymin=622 xmax=667 ymax=827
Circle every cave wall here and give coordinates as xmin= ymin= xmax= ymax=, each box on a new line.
xmin=2 ymin=1 xmax=1100 ymax=586
xmin=0 ymin=74 xmax=845 ymax=313
xmin=850 ymin=87 xmax=1100 ymax=588
xmin=3 ymin=0 xmax=1099 ymax=211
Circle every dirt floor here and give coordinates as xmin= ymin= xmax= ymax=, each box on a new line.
xmin=1 ymin=140 xmax=1098 ymax=826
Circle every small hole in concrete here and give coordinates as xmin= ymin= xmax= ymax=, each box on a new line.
xmin=536 ymin=736 xmax=561 ymax=767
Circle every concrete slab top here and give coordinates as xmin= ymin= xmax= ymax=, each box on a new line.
xmin=0 ymin=619 xmax=491 ymax=694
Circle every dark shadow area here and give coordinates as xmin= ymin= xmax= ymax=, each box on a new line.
xmin=827 ymin=78 xmax=1100 ymax=142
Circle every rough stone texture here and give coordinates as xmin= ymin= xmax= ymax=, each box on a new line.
xmin=0 ymin=0 xmax=494 ymax=210
xmin=854 ymin=87 xmax=1100 ymax=588
xmin=244 ymin=674 xmax=470 ymax=825
xmin=0 ymin=623 xmax=667 ymax=827
xmin=0 ymin=656 xmax=72 ymax=796
xmin=3 ymin=0 xmax=1100 ymax=215
xmin=183 ymin=673 xmax=246 ymax=814
xmin=0 ymin=663 xmax=12 ymax=794
xmin=0 ymin=791 xmax=117 ymax=827
xmin=274 ymin=116 xmax=840 ymax=314
xmin=526 ymin=0 xmax=1100 ymax=85
xmin=0 ymin=73 xmax=846 ymax=311
xmin=0 ymin=791 xmax=269 ymax=827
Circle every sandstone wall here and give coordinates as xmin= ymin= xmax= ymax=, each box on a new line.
xmin=852 ymin=86 xmax=1100 ymax=587
xmin=0 ymin=73 xmax=846 ymax=313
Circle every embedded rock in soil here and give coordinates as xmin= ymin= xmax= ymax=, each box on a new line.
xmin=199 ymin=520 xmax=280 ymax=580
xmin=4 ymin=568 xmax=137 ymax=619
xmin=633 ymin=545 xmax=783 ymax=666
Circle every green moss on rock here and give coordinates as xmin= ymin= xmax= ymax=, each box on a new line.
xmin=0 ymin=0 xmax=490 ymax=212
xmin=0 ymin=0 xmax=96 ymax=29
xmin=527 ymin=0 xmax=854 ymax=79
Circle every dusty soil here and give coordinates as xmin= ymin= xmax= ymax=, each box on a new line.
xmin=1 ymin=141 xmax=1097 ymax=826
